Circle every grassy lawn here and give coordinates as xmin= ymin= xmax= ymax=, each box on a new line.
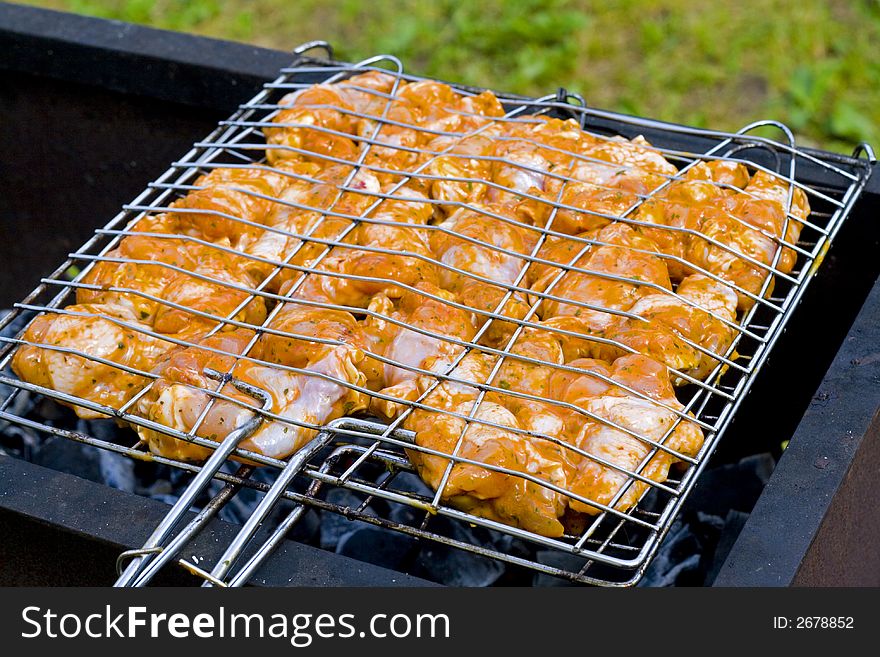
xmin=16 ymin=0 xmax=880 ymax=154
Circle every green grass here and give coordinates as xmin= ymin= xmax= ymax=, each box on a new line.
xmin=18 ymin=0 xmax=880 ymax=153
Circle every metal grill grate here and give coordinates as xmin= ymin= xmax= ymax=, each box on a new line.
xmin=0 ymin=43 xmax=874 ymax=586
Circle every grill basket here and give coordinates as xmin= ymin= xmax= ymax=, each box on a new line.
xmin=0 ymin=43 xmax=873 ymax=586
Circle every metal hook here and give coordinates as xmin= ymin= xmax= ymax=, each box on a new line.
xmin=734 ymin=120 xmax=798 ymax=213
xmin=291 ymin=40 xmax=334 ymax=62
xmin=554 ymin=87 xmax=588 ymax=129
xmin=723 ymin=141 xmax=783 ymax=174
xmin=852 ymin=142 xmax=877 ymax=166
xmin=115 ymin=547 xmax=162 ymax=576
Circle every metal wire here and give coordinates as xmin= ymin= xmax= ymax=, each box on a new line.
xmin=0 ymin=46 xmax=872 ymax=587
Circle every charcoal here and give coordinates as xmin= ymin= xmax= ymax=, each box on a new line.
xmin=383 ymin=474 xmax=434 ymax=526
xmin=0 ymin=387 xmax=34 ymax=419
xmin=532 ymin=551 xmax=590 ymax=587
xmin=388 ymin=498 xmax=431 ymax=528
xmin=695 ymin=510 xmax=726 ymax=532
xmin=282 ymin=507 xmax=321 ymax=543
xmin=639 ymin=518 xmax=706 ymax=587
xmin=216 ymin=491 xmax=260 ymax=525
xmin=0 ymin=422 xmax=40 ymax=459
xmin=137 ymin=465 xmax=205 ymax=515
xmin=32 ymin=437 xmax=105 ymax=483
xmin=264 ymin=496 xmax=321 ymax=543
xmin=685 ymin=453 xmax=776 ymax=517
xmin=404 ymin=508 xmax=508 ymax=586
xmin=34 ymin=396 xmax=71 ymax=422
xmin=316 ymin=476 xmax=507 ymax=584
xmin=637 ymin=453 xmax=777 ymax=587
xmin=336 ymin=526 xmax=418 ymax=571
xmin=0 ymin=384 xmax=36 ymax=436
xmin=70 ymin=418 xmax=139 ymax=492
xmin=411 ymin=541 xmax=505 ymax=587
xmin=492 ymin=533 xmax=533 ymax=562
xmin=389 ymin=471 xmax=433 ymax=495
xmin=227 ymin=500 xmax=321 ymax=546
xmin=703 ymin=509 xmax=750 ymax=585
xmin=96 ymin=449 xmax=137 ymax=492
xmin=151 ymin=493 xmax=182 ymax=507
xmin=644 ymin=553 xmax=702 ymax=587
xmin=210 ymin=464 xmax=278 ymax=524
xmin=167 ymin=464 xmax=198 ymax=490
xmin=142 ymin=479 xmax=174 ymax=498
xmin=76 ymin=418 xmax=125 ymax=442
xmin=387 ymin=476 xmax=530 ymax=585
xmin=320 ymin=488 xmax=377 ymax=550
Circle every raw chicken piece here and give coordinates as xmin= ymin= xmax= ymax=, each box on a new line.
xmin=550 ymin=354 xmax=703 ymax=515
xmin=490 ymin=137 xmax=553 ymax=199
xmin=369 ymin=284 xmax=477 ymax=418
xmin=532 ymin=223 xmax=672 ymax=333
xmin=403 ymin=352 xmax=570 ymax=537
xmin=599 ymin=274 xmax=739 ymax=382
xmin=256 ymin=166 xmax=383 ymax=292
xmin=135 ymin=330 xmax=262 ymax=461
xmin=684 ymin=160 xmax=750 ymax=189
xmin=634 ymin=166 xmax=808 ymax=310
xmin=429 ymin=206 xmax=538 ymax=345
xmin=164 ymin=166 xmax=292 ymax=250
xmin=575 ymin=135 xmax=677 ymax=179
xmin=632 ymin=178 xmax=724 ymax=281
xmin=261 ymin=299 xmax=383 ymax=389
xmin=137 ymin=315 xmax=369 ymax=461
xmin=78 ymin=234 xmax=266 ymax=338
xmin=264 ymin=85 xmax=362 ymax=165
xmin=239 ymin=160 xmax=326 ymax=281
xmin=232 ymin=348 xmax=367 ymax=459
xmin=494 ymin=326 xmax=572 ymax=443
xmin=422 ymin=134 xmax=495 ymax=215
xmin=733 ymin=169 xmax=808 ymax=273
xmin=397 ymin=81 xmax=504 ymax=136
xmin=292 ymin=193 xmax=440 ymax=308
xmin=409 ymin=398 xmax=569 ymax=538
xmin=265 ymin=71 xmax=404 ymax=167
xmin=554 ymin=181 xmax=640 ymax=235
xmin=12 ymin=304 xmax=169 ymax=419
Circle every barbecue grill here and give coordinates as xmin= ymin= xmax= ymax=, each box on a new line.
xmin=2 ymin=4 xmax=879 ymax=587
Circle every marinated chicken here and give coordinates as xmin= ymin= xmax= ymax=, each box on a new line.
xmin=138 ymin=311 xmax=369 ymax=461
xmin=532 ymin=222 xmax=672 ymax=332
xmin=78 ymin=233 xmax=267 ymax=337
xmin=598 ymin=274 xmax=739 ymax=382
xmin=549 ymin=354 xmax=703 ymax=515
xmin=369 ymin=284 xmax=478 ymax=417
xmin=12 ymin=304 xmax=168 ymax=418
xmin=633 ymin=161 xmax=808 ymax=310
xmin=11 ymin=71 xmax=812 ymax=539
